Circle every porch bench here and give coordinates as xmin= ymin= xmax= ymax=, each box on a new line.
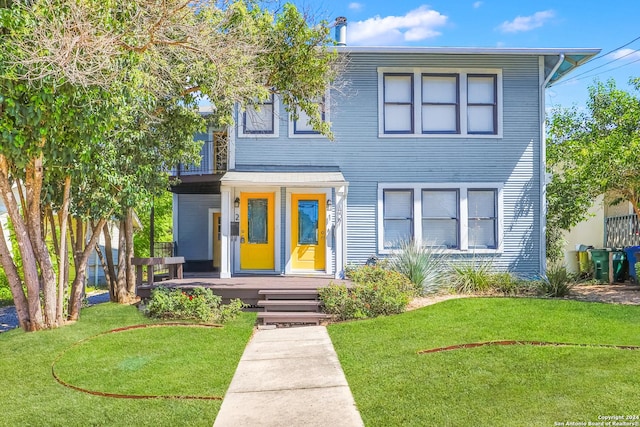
xmin=131 ymin=256 xmax=185 ymax=286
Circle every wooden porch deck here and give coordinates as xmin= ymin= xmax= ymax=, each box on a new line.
xmin=136 ymin=273 xmax=351 ymax=306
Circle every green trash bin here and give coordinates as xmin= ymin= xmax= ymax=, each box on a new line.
xmin=590 ymin=249 xmax=626 ymax=283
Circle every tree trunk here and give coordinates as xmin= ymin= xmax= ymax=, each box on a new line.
xmin=0 ymin=219 xmax=30 ymax=331
xmin=56 ymin=176 xmax=71 ymax=324
xmin=102 ymin=222 xmax=118 ymax=302
xmin=68 ymin=218 xmax=108 ymax=320
xmin=115 ymin=217 xmax=128 ymax=303
xmin=124 ymin=207 xmax=136 ymax=295
xmin=24 ymin=155 xmax=58 ymax=327
xmin=0 ymin=155 xmax=44 ymax=330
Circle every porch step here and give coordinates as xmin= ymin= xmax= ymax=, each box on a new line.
xmin=257 ymin=300 xmax=322 ymax=312
xmin=258 ymin=289 xmax=319 ymax=300
xmin=257 ymin=311 xmax=331 ymax=326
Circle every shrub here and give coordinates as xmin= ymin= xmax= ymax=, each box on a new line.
xmin=0 ymin=271 xmax=13 ymax=306
xmin=490 ymin=271 xmax=523 ymax=296
xmin=449 ymin=259 xmax=495 ymax=293
xmin=321 ymin=265 xmax=415 ymax=321
xmin=146 ymin=287 xmax=245 ymax=323
xmin=538 ymin=263 xmax=575 ymax=297
xmin=389 ymin=241 xmax=443 ymax=294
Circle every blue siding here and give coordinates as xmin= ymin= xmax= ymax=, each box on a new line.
xmin=235 ymin=53 xmax=542 ymax=275
xmin=176 ymin=194 xmax=220 ymax=261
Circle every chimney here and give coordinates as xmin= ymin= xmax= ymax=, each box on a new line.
xmin=335 ymin=16 xmax=347 ymax=46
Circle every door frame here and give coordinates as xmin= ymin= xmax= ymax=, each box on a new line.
xmin=285 ymin=188 xmax=332 ymax=275
xmin=207 ymin=208 xmax=220 ymax=265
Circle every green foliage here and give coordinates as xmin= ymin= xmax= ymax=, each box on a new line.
xmin=449 ymin=259 xmax=495 ymax=293
xmin=546 ymin=78 xmax=640 ymax=262
xmin=320 ymin=266 xmax=415 ymax=321
xmin=537 ymin=263 xmax=575 ymax=297
xmin=388 ymin=241 xmax=444 ymax=294
xmin=0 ymin=270 xmax=12 ymax=306
xmin=134 ymin=192 xmax=174 ymax=257
xmin=146 ymin=287 xmax=245 ymax=323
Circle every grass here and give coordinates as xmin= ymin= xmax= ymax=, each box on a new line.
xmin=0 ymin=302 xmax=256 ymax=426
xmin=328 ymin=298 xmax=640 ymax=426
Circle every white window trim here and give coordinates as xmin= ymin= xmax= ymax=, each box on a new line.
xmin=237 ymin=95 xmax=280 ymax=138
xmin=377 ymin=182 xmax=504 ymax=254
xmin=288 ymin=92 xmax=331 ymax=139
xmin=377 ymin=67 xmax=503 ymax=139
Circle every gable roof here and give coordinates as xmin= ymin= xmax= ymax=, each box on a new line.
xmin=335 ymin=46 xmax=601 ymax=87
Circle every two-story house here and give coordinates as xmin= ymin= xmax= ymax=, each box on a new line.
xmin=170 ymin=29 xmax=598 ymax=279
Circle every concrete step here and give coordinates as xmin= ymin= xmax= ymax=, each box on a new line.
xmin=257 ymin=300 xmax=322 ymax=312
xmin=258 ymin=289 xmax=320 ymax=300
xmin=257 ymin=311 xmax=331 ymax=325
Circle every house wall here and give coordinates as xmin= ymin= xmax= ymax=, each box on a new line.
xmin=235 ymin=53 xmax=543 ymax=275
xmin=175 ymin=193 xmax=220 ymax=264
xmin=562 ymin=195 xmax=605 ymax=273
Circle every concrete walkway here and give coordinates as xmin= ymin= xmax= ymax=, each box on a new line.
xmin=213 ymin=326 xmax=364 ymax=427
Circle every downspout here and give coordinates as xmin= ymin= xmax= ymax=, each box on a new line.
xmin=539 ymin=53 xmax=564 ymax=275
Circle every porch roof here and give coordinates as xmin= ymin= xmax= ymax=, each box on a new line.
xmin=221 ymin=170 xmax=348 ymax=187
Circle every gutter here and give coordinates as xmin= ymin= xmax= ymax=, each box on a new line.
xmin=539 ymin=53 xmax=564 ymax=274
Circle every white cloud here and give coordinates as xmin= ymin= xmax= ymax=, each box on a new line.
xmin=348 ymin=5 xmax=448 ymax=46
xmin=609 ymin=48 xmax=640 ymax=61
xmin=348 ymin=2 xmax=364 ymax=11
xmin=497 ymin=10 xmax=555 ymax=33
xmin=473 ymin=1 xmax=483 ymax=8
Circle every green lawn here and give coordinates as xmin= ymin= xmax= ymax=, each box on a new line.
xmin=0 ymin=303 xmax=256 ymax=427
xmin=328 ymin=298 xmax=640 ymax=427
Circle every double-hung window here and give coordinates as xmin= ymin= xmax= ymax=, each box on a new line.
xmin=379 ymin=184 xmax=502 ymax=253
xmin=379 ymin=68 xmax=501 ymax=137
xmin=291 ymin=97 xmax=328 ymax=136
xmin=239 ymin=94 xmax=278 ymax=137
xmin=382 ymin=189 xmax=413 ymax=249
xmin=468 ymin=189 xmax=498 ymax=249
xmin=467 ymin=75 xmax=497 ymax=134
xmin=421 ymin=74 xmax=459 ymax=134
xmin=383 ymin=74 xmax=414 ymax=133
xmin=422 ymin=190 xmax=459 ymax=248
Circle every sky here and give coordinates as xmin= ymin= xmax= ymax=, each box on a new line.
xmin=286 ymin=0 xmax=640 ymax=111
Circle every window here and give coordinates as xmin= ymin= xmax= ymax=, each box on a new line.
xmin=468 ymin=189 xmax=497 ymax=249
xmin=422 ymin=190 xmax=459 ymax=248
xmin=239 ymin=95 xmax=278 ymax=137
xmin=293 ymin=98 xmax=326 ymax=135
xmin=383 ymin=74 xmax=414 ymax=133
xmin=383 ymin=190 xmax=413 ymax=249
xmin=467 ymin=75 xmax=497 ymax=134
xmin=421 ymin=74 xmax=459 ymax=134
xmin=378 ymin=183 xmax=502 ymax=253
xmin=378 ymin=68 xmax=502 ymax=137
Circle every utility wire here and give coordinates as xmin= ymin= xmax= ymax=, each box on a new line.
xmin=568 ymin=56 xmax=640 ymax=83
xmin=554 ymin=35 xmax=640 ymax=86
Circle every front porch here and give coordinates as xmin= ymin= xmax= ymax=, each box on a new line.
xmin=136 ymin=273 xmax=350 ymax=306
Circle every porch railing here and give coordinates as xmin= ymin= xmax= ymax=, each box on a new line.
xmin=171 ymin=132 xmax=228 ymax=176
xmin=605 ymin=214 xmax=640 ymax=248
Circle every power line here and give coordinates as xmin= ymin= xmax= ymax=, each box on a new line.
xmin=568 ymin=56 xmax=640 ymax=83
xmin=554 ymin=35 xmax=640 ymax=86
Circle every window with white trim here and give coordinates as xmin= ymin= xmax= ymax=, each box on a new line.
xmin=378 ymin=183 xmax=502 ymax=253
xmin=382 ymin=189 xmax=413 ymax=249
xmin=239 ymin=95 xmax=278 ymax=137
xmin=378 ymin=68 xmax=502 ymax=137
xmin=292 ymin=98 xmax=327 ymax=135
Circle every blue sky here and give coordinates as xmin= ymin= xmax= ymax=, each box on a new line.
xmin=289 ymin=0 xmax=640 ymax=111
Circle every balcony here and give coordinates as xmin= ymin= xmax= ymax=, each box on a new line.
xmin=172 ymin=132 xmax=228 ymax=177
xmin=169 ymin=132 xmax=228 ymax=194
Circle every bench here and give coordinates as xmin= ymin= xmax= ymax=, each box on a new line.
xmin=131 ymin=256 xmax=185 ymax=286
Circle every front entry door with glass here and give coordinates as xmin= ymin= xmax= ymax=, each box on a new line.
xmin=240 ymin=193 xmax=275 ymax=270
xmin=291 ymin=194 xmax=326 ymax=271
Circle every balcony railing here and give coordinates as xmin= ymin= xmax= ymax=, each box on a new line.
xmin=171 ymin=132 xmax=228 ymax=176
xmin=605 ymin=214 xmax=640 ymax=248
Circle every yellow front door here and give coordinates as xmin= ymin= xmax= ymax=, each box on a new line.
xmin=240 ymin=192 xmax=275 ymax=270
xmin=212 ymin=212 xmax=221 ymax=269
xmin=291 ymin=194 xmax=326 ymax=271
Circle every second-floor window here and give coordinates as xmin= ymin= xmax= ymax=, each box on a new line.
xmin=379 ymin=68 xmax=502 ymax=137
xmin=293 ymin=98 xmax=326 ymax=135
xmin=241 ymin=94 xmax=277 ymax=136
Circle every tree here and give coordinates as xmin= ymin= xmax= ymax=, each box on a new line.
xmin=0 ymin=0 xmax=339 ymax=330
xmin=546 ymin=78 xmax=640 ymax=261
